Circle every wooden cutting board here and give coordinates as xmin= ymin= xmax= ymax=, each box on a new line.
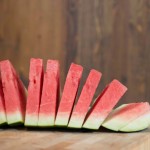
xmin=0 ymin=127 xmax=150 ymax=150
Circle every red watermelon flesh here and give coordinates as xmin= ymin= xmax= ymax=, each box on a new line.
xmin=38 ymin=60 xmax=60 ymax=127
xmin=0 ymin=60 xmax=27 ymax=125
xmin=0 ymin=75 xmax=6 ymax=125
xmin=55 ymin=63 xmax=83 ymax=126
xmin=102 ymin=102 xmax=150 ymax=131
xmin=25 ymin=58 xmax=43 ymax=126
xmin=68 ymin=69 xmax=102 ymax=128
xmin=83 ymin=79 xmax=127 ymax=130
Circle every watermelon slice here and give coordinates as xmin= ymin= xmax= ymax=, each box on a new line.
xmin=68 ymin=69 xmax=102 ymax=128
xmin=82 ymin=79 xmax=127 ymax=130
xmin=38 ymin=60 xmax=60 ymax=127
xmin=25 ymin=58 xmax=43 ymax=127
xmin=0 ymin=60 xmax=27 ymax=125
xmin=55 ymin=63 xmax=83 ymax=126
xmin=0 ymin=75 xmax=6 ymax=125
xmin=120 ymin=111 xmax=150 ymax=132
xmin=102 ymin=102 xmax=150 ymax=131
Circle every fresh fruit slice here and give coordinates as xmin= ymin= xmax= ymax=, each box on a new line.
xmin=25 ymin=58 xmax=43 ymax=127
xmin=82 ymin=79 xmax=127 ymax=130
xmin=55 ymin=63 xmax=83 ymax=126
xmin=0 ymin=75 xmax=6 ymax=125
xmin=68 ymin=69 xmax=102 ymax=128
xmin=102 ymin=102 xmax=150 ymax=131
xmin=38 ymin=60 xmax=60 ymax=127
xmin=120 ymin=110 xmax=150 ymax=132
xmin=0 ymin=60 xmax=27 ymax=125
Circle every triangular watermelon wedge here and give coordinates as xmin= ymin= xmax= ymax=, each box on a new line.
xmin=25 ymin=58 xmax=43 ymax=127
xmin=102 ymin=102 xmax=150 ymax=131
xmin=55 ymin=63 xmax=83 ymax=126
xmin=0 ymin=60 xmax=27 ymax=125
xmin=0 ymin=75 xmax=6 ymax=126
xmin=38 ymin=60 xmax=60 ymax=127
xmin=83 ymin=79 xmax=127 ymax=130
xmin=68 ymin=69 xmax=102 ymax=128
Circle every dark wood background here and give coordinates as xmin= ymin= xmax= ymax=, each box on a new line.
xmin=0 ymin=0 xmax=150 ymax=105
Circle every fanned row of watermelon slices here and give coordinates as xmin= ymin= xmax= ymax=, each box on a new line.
xmin=0 ymin=58 xmax=149 ymax=132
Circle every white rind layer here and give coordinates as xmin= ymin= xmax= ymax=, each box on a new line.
xmin=38 ymin=114 xmax=54 ymax=126
xmin=0 ymin=111 xmax=7 ymax=125
xmin=55 ymin=116 xmax=68 ymax=126
xmin=102 ymin=118 xmax=126 ymax=131
xmin=120 ymin=112 xmax=150 ymax=132
xmin=25 ymin=114 xmax=38 ymax=126
xmin=83 ymin=105 xmax=128 ymax=130
xmin=83 ymin=117 xmax=104 ymax=130
xmin=7 ymin=111 xmax=23 ymax=125
xmin=102 ymin=104 xmax=130 ymax=131
xmin=68 ymin=117 xmax=83 ymax=128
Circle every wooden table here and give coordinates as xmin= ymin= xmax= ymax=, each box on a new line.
xmin=0 ymin=127 xmax=150 ymax=150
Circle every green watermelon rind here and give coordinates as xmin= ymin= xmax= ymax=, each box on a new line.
xmin=8 ymin=121 xmax=24 ymax=126
xmin=0 ymin=122 xmax=7 ymax=126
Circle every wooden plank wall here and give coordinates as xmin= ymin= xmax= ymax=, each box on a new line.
xmin=0 ymin=0 xmax=149 ymax=105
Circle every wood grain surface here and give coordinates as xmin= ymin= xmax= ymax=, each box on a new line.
xmin=0 ymin=0 xmax=150 ymax=105
xmin=0 ymin=127 xmax=150 ymax=150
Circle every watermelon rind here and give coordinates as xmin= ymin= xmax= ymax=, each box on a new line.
xmin=38 ymin=115 xmax=55 ymax=127
xmin=102 ymin=103 xmax=150 ymax=132
xmin=102 ymin=104 xmax=128 ymax=131
xmin=120 ymin=112 xmax=150 ymax=132
xmin=0 ymin=111 xmax=7 ymax=125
